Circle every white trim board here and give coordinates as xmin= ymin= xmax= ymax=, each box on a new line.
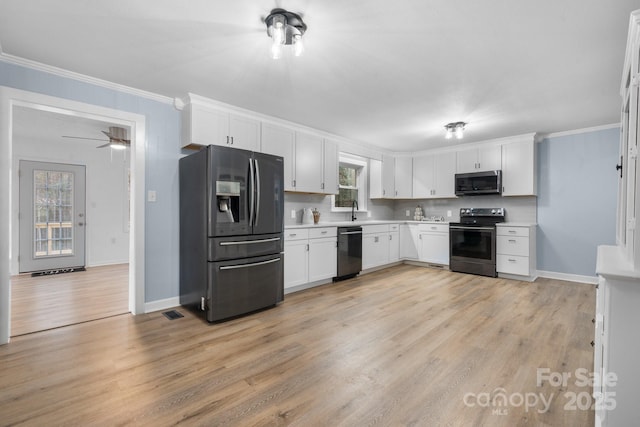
xmin=0 ymin=53 xmax=173 ymax=105
xmin=0 ymin=87 xmax=146 ymax=345
xmin=144 ymin=297 xmax=180 ymax=314
xmin=537 ymin=123 xmax=620 ymax=141
xmin=536 ymin=270 xmax=598 ymax=285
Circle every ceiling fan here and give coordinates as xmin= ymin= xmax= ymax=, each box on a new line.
xmin=62 ymin=126 xmax=130 ymax=149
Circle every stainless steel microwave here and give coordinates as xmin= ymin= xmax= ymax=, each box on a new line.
xmin=454 ymin=170 xmax=502 ymax=196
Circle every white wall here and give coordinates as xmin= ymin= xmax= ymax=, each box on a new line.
xmin=11 ymin=133 xmax=130 ymax=274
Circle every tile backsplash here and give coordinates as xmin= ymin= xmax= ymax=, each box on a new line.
xmin=285 ymin=193 xmax=536 ymax=225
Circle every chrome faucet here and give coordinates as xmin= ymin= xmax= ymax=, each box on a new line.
xmin=351 ymin=200 xmax=358 ymax=221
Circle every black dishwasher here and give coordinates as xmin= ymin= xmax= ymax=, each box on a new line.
xmin=335 ymin=226 xmax=362 ymax=281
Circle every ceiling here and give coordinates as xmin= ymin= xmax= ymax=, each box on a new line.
xmin=0 ymin=1 xmax=637 ymax=152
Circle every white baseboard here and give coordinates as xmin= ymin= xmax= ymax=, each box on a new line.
xmin=144 ymin=297 xmax=180 ymax=313
xmin=536 ymin=270 xmax=598 ymax=285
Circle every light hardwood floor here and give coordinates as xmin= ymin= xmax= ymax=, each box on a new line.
xmin=10 ymin=264 xmax=129 ymax=336
xmin=0 ymin=265 xmax=595 ymax=426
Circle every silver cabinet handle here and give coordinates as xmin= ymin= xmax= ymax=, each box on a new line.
xmin=321 ymin=231 xmax=328 ymax=234
xmin=219 ymin=237 xmax=281 ymax=246
xmin=219 ymin=257 xmax=281 ymax=270
xmin=508 ymin=239 xmax=516 ymax=243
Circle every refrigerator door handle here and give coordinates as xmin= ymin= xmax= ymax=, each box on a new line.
xmin=249 ymin=158 xmax=255 ymax=227
xmin=219 ymin=257 xmax=281 ymax=270
xmin=254 ymin=158 xmax=260 ymax=228
xmin=219 ymin=237 xmax=281 ymax=246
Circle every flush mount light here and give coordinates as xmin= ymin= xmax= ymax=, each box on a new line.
xmin=445 ymin=122 xmax=466 ymax=140
xmin=265 ymin=8 xmax=307 ymax=59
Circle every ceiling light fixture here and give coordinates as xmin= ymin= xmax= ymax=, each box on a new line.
xmin=265 ymin=8 xmax=307 ymax=59
xmin=445 ymin=122 xmax=466 ymax=140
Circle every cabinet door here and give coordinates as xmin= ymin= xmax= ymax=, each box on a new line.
xmin=284 ymin=240 xmax=308 ymax=289
xmin=323 ymin=139 xmax=339 ymax=195
xmin=184 ymin=104 xmax=229 ymax=147
xmin=399 ymin=224 xmax=419 ymax=260
xmin=229 ymin=114 xmax=260 ymax=151
xmin=478 ymin=145 xmax=502 ymax=171
xmin=295 ymin=131 xmax=324 ymax=193
xmin=433 ymin=151 xmax=457 ymax=197
xmin=394 ymin=157 xmax=413 ymax=198
xmin=502 ymin=140 xmax=536 ymax=196
xmin=261 ymin=123 xmax=295 ymax=192
xmin=369 ymin=159 xmax=383 ymax=199
xmin=308 ymin=238 xmax=337 ymax=282
xmin=381 ymin=155 xmax=395 ymax=198
xmin=362 ymin=233 xmax=389 ymax=269
xmin=389 ymin=231 xmax=400 ymax=263
xmin=419 ymin=232 xmax=449 ymax=265
xmin=412 ymin=154 xmax=435 ymax=198
xmin=456 ymin=148 xmax=479 ymax=173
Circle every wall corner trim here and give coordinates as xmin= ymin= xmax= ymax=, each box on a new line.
xmin=144 ymin=297 xmax=181 ymax=314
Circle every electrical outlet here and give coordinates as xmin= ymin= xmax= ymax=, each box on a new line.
xmin=405 ymin=210 xmax=410 ymax=217
xmin=147 ymin=190 xmax=157 ymax=202
xmin=290 ymin=209 xmax=296 ymax=219
xmin=447 ymin=210 xmax=452 ymax=217
xmin=367 ymin=211 xmax=372 ymax=218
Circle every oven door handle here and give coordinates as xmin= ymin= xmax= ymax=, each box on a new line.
xmin=450 ymin=225 xmax=495 ymax=231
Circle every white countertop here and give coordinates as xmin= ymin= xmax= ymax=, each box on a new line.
xmin=497 ymin=222 xmax=537 ymax=227
xmin=596 ymin=245 xmax=640 ymax=280
xmin=285 ymin=220 xmax=450 ymax=229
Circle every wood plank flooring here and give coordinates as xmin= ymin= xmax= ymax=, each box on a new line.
xmin=0 ymin=265 xmax=595 ymax=426
xmin=10 ymin=264 xmax=129 ymax=336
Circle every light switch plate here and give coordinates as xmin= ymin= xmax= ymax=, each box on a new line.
xmin=405 ymin=210 xmax=410 ymax=217
xmin=291 ymin=209 xmax=296 ymax=219
xmin=447 ymin=210 xmax=452 ymax=217
xmin=147 ymin=190 xmax=157 ymax=202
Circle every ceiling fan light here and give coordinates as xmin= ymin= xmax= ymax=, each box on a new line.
xmin=110 ymin=142 xmax=127 ymax=150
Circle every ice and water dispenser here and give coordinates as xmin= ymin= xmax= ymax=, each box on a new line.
xmin=216 ymin=180 xmax=240 ymax=223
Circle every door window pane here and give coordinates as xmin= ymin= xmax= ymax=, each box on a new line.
xmin=33 ymin=170 xmax=74 ymax=257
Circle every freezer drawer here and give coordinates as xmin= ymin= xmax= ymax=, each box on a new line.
xmin=208 ymin=233 xmax=283 ymax=261
xmin=207 ymin=254 xmax=284 ymax=322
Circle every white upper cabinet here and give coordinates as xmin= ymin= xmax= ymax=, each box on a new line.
xmin=501 ymin=139 xmax=537 ymax=196
xmin=261 ymin=123 xmax=295 ymax=191
xmin=394 ymin=157 xmax=413 ymax=198
xmin=181 ymin=99 xmax=260 ymax=151
xmin=456 ymin=145 xmax=502 ymax=173
xmin=294 ymin=131 xmax=324 ymax=193
xmin=413 ymin=151 xmax=456 ymax=198
xmin=369 ymin=159 xmax=383 ymax=199
xmin=382 ymin=155 xmax=396 ymax=198
xmin=323 ymin=138 xmax=339 ymax=195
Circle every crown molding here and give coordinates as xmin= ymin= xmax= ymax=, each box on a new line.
xmin=0 ymin=52 xmax=174 ymax=105
xmin=537 ymin=123 xmax=620 ymax=140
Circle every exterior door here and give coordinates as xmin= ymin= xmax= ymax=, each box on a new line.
xmin=19 ymin=161 xmax=86 ymax=273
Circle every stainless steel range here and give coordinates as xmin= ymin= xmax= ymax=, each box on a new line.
xmin=449 ymin=208 xmax=505 ymax=277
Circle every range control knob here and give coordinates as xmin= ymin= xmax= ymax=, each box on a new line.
xmin=491 ymin=209 xmax=496 ymax=214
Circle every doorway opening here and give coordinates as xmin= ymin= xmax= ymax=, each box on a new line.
xmin=0 ymin=87 xmax=146 ymax=344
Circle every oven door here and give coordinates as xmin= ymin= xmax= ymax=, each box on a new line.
xmin=449 ymin=224 xmax=497 ymax=277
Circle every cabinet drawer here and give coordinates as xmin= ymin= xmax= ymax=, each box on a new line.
xmin=362 ymin=224 xmax=390 ymax=234
xmin=308 ymin=227 xmax=337 ymax=239
xmin=285 ymin=229 xmax=309 ymax=241
xmin=497 ymin=226 xmax=529 ymax=237
xmin=389 ymin=223 xmax=400 ymax=232
xmin=497 ymin=254 xmax=530 ymax=276
xmin=496 ymin=235 xmax=529 ymax=257
xmin=418 ymin=223 xmax=448 ymax=233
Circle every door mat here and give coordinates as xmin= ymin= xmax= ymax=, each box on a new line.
xmin=31 ymin=267 xmax=86 ymax=277
xmin=162 ymin=310 xmax=184 ymax=320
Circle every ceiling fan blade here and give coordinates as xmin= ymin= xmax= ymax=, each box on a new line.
xmin=95 ymin=142 xmax=112 ymax=148
xmin=62 ymin=135 xmax=109 ymax=142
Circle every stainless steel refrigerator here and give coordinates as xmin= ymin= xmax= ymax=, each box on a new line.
xmin=179 ymin=145 xmax=284 ymax=322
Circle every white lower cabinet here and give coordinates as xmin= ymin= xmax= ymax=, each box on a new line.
xmin=417 ymin=223 xmax=449 ymax=265
xmin=362 ymin=224 xmax=400 ymax=270
xmin=284 ymin=227 xmax=337 ymax=290
xmin=496 ymin=224 xmax=536 ymax=279
xmin=400 ymin=224 xmax=419 ymax=260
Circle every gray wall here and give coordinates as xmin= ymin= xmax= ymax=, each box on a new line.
xmin=536 ymin=128 xmax=618 ymax=276
xmin=0 ymin=60 xmax=181 ymax=303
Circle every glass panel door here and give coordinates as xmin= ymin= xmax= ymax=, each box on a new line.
xmin=19 ymin=161 xmax=86 ymax=273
